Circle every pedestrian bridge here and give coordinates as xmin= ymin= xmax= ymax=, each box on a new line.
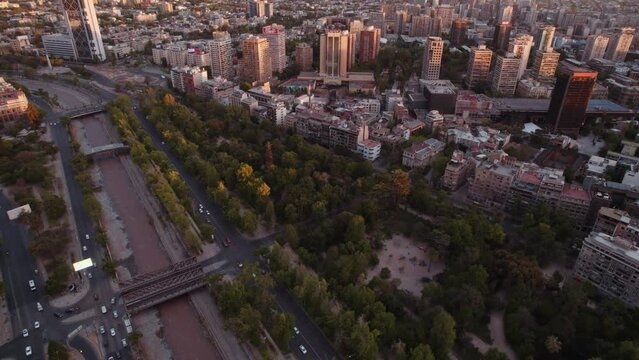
xmin=86 ymin=143 xmax=130 ymax=160
xmin=61 ymin=103 xmax=106 ymax=119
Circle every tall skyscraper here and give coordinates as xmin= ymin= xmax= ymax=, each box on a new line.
xmin=493 ymin=21 xmax=512 ymax=51
xmin=247 ymin=0 xmax=274 ymax=18
xmin=532 ymin=50 xmax=560 ymax=81
xmin=421 ymin=36 xmax=444 ymax=80
xmin=534 ymin=25 xmax=555 ymax=53
xmin=466 ymin=45 xmax=493 ymax=89
xmin=208 ymin=31 xmax=234 ymax=80
xmin=410 ymin=15 xmax=432 ymax=37
xmin=582 ymin=35 xmax=609 ymax=62
xmin=491 ymin=52 xmax=521 ymax=96
xmin=450 ymin=19 xmax=468 ymax=46
xmin=546 ymin=62 xmax=597 ymax=134
xmin=604 ymin=28 xmax=635 ymax=62
xmin=434 ymin=5 xmax=454 ymax=30
xmin=497 ymin=5 xmax=513 ymax=23
xmin=262 ymin=24 xmax=286 ymax=73
xmin=395 ymin=10 xmax=410 ymax=35
xmin=295 ymin=43 xmax=313 ymax=71
xmin=508 ymin=34 xmax=534 ymax=80
xmin=319 ymin=30 xmax=355 ymax=79
xmin=349 ymin=19 xmax=365 ymax=53
xmin=359 ymin=26 xmax=381 ymax=64
xmin=240 ymin=35 xmax=272 ymax=84
xmin=60 ymin=0 xmax=105 ymax=61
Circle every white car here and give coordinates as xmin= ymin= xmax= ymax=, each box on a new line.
xmin=28 ymin=280 xmax=36 ymax=291
xmin=113 ymin=310 xmax=118 ymax=319
xmin=121 ymin=338 xmax=128 ymax=347
xmin=99 ymin=325 xmax=106 ymax=334
xmin=299 ymin=345 xmax=307 ymax=355
xmin=85 ymin=234 xmax=90 ymax=240
xmin=36 ymin=302 xmax=43 ymax=312
xmin=82 ymin=245 xmax=88 ymax=251
xmin=294 ymin=327 xmax=300 ymax=335
xmin=22 ymin=329 xmax=29 ymax=337
xmin=34 ymin=321 xmax=40 ymax=329
xmin=25 ymin=346 xmax=32 ymax=356
xmin=110 ymin=328 xmax=116 ymax=337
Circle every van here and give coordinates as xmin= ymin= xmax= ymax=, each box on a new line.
xmin=101 ymin=305 xmax=107 ymax=314
xmin=28 ymin=280 xmax=36 ymax=291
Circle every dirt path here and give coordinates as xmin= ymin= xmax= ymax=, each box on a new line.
xmin=489 ymin=311 xmax=517 ymax=360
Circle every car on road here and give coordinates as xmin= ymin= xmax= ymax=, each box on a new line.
xmin=238 ymin=262 xmax=243 ymax=268
xmin=34 ymin=321 xmax=40 ymax=329
xmin=121 ymin=339 xmax=127 ymax=347
xmin=28 ymin=280 xmax=36 ymax=291
xmin=294 ymin=326 xmax=300 ymax=335
xmin=25 ymin=346 xmax=32 ymax=356
xmin=82 ymin=245 xmax=87 ymax=251
xmin=36 ymin=302 xmax=43 ymax=312
xmin=22 ymin=329 xmax=28 ymax=337
xmin=85 ymin=234 xmax=90 ymax=240
xmin=101 ymin=305 xmax=107 ymax=314
xmin=113 ymin=310 xmax=118 ymax=319
xmin=87 ymin=272 xmax=93 ymax=279
xmin=108 ymin=357 xmax=114 ymax=360
xmin=99 ymin=325 xmax=105 ymax=334
xmin=299 ymin=345 xmax=307 ymax=354
xmin=110 ymin=297 xmax=116 ymax=305
xmin=53 ymin=312 xmax=63 ymax=319
xmin=110 ymin=328 xmax=116 ymax=337
xmin=206 ymin=210 xmax=210 ymax=216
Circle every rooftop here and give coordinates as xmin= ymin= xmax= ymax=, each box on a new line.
xmin=588 ymin=232 xmax=639 ymax=263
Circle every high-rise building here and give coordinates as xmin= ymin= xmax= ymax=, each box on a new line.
xmin=60 ymin=0 xmax=105 ymax=61
xmin=497 ymin=4 xmax=513 ymax=23
xmin=492 ymin=21 xmax=512 ymax=51
xmin=421 ymin=36 xmax=444 ymax=80
xmin=262 ymin=24 xmax=286 ymax=73
xmin=170 ymin=66 xmax=208 ymax=94
xmin=295 ymin=42 xmax=313 ymax=71
xmin=582 ymin=35 xmax=609 ymax=62
xmin=573 ymin=232 xmax=639 ymax=306
xmin=240 ymin=35 xmax=272 ymax=84
xmin=410 ymin=15 xmax=432 ymax=37
xmin=450 ymin=19 xmax=468 ymax=46
xmin=433 ymin=5 xmax=454 ymax=30
xmin=508 ymin=34 xmax=534 ymax=80
xmin=368 ymin=11 xmax=386 ymax=36
xmin=208 ymin=31 xmax=234 ymax=80
xmin=247 ymin=0 xmax=274 ymax=18
xmin=395 ymin=10 xmax=410 ymax=35
xmin=349 ymin=19 xmax=364 ymax=53
xmin=546 ymin=62 xmax=597 ymax=134
xmin=466 ymin=45 xmax=493 ymax=89
xmin=319 ymin=30 xmax=355 ymax=79
xmin=534 ymin=25 xmax=555 ymax=53
xmin=604 ymin=28 xmax=635 ymax=62
xmin=359 ymin=26 xmax=380 ymax=64
xmin=491 ymin=52 xmax=521 ymax=96
xmin=532 ymin=50 xmax=560 ymax=81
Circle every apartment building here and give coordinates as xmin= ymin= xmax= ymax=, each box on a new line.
xmin=295 ymin=42 xmax=313 ymax=71
xmin=240 ymin=35 xmax=272 ymax=84
xmin=491 ymin=53 xmax=521 ymax=96
xmin=532 ymin=50 xmax=560 ymax=81
xmin=170 ymin=66 xmax=208 ymax=94
xmin=442 ymin=150 xmax=475 ymax=190
xmin=199 ymin=77 xmax=235 ymax=105
xmin=208 ymin=32 xmax=234 ymax=80
xmin=604 ymin=28 xmax=635 ymax=63
xmin=594 ymin=207 xmax=639 ymax=244
xmin=574 ymin=232 xmax=639 ymax=306
xmin=421 ymin=36 xmax=444 ymax=80
xmin=262 ymin=24 xmax=286 ymax=73
xmin=465 ymin=45 xmax=493 ymax=89
xmin=0 ymin=77 xmax=29 ymax=124
xmin=402 ymin=138 xmax=446 ymax=168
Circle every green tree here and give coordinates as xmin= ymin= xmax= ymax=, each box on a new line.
xmin=48 ymin=341 xmax=69 ymax=360
xmin=43 ymin=194 xmax=66 ymax=221
xmin=264 ymin=200 xmax=275 ymax=225
xmin=408 ymin=344 xmax=436 ymax=360
xmin=345 ymin=322 xmax=380 ymax=360
xmin=241 ymin=210 xmax=258 ymax=234
xmin=283 ymin=224 xmax=299 ymax=247
xmin=228 ymin=305 xmax=263 ymax=346
xmin=482 ymin=348 xmax=509 ymax=360
xmin=429 ymin=310 xmax=456 ymax=360
xmin=270 ymin=312 xmax=296 ymax=350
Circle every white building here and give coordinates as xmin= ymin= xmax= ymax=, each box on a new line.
xmin=43 ymin=33 xmax=76 ymax=60
xmin=421 ymin=36 xmax=444 ymax=80
xmin=358 ymin=139 xmax=382 ymax=161
xmin=262 ymin=24 xmax=286 ymax=73
xmin=208 ymin=32 xmax=234 ymax=80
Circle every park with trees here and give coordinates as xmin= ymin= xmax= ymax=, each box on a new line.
xmin=132 ymin=87 xmax=639 ymax=359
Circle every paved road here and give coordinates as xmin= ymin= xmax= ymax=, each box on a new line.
xmin=0 ymin=93 xmax=132 ymax=359
xmin=85 ymin=68 xmax=341 ymax=360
